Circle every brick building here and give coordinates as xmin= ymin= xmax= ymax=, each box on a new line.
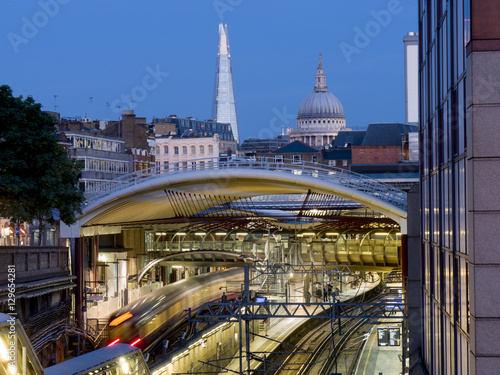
xmin=103 ymin=110 xmax=155 ymax=173
xmin=350 ymin=123 xmax=418 ymax=164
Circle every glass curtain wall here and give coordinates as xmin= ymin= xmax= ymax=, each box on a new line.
xmin=419 ymin=0 xmax=470 ymax=373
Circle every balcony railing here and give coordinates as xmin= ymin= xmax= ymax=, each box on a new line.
xmin=83 ymin=156 xmax=407 ymax=211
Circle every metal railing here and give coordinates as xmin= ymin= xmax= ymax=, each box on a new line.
xmin=83 ymin=157 xmax=407 ymax=211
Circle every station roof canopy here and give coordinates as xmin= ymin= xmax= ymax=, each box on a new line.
xmin=70 ymin=160 xmax=408 ymax=236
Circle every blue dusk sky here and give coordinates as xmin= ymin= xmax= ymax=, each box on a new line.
xmin=0 ymin=0 xmax=417 ymax=142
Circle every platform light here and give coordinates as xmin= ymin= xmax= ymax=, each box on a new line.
xmin=195 ymin=232 xmax=206 ymax=236
xmin=119 ymin=357 xmax=129 ymax=373
xmin=325 ymin=232 xmax=339 ymax=236
xmin=302 ymin=232 xmax=315 ymax=236
xmin=215 ymin=232 xmax=227 ymax=236
xmin=172 ymin=266 xmax=183 ymax=269
xmin=0 ymin=338 xmax=9 ymax=361
xmin=174 ymin=232 xmax=187 ymax=236
xmin=155 ymin=232 xmax=167 ymax=236
xmin=396 ymin=233 xmax=401 ymax=236
xmin=189 ymin=339 xmax=204 ymax=349
xmin=236 ymin=233 xmax=247 ymax=236
xmin=375 ymin=233 xmax=389 ymax=236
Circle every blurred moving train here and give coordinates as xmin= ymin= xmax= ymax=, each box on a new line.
xmin=107 ymin=268 xmax=243 ymax=351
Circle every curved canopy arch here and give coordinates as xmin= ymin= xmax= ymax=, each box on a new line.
xmin=75 ymin=167 xmax=407 ymax=234
xmin=137 ymin=250 xmax=259 ymax=283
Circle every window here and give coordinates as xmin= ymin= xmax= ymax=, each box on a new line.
xmin=343 ymin=160 xmax=348 ymax=167
xmin=182 ymin=146 xmax=187 ymax=155
xmin=208 ymin=145 xmax=214 ymax=154
xmin=312 ymin=155 xmax=318 ymax=163
xmin=292 ymin=155 xmax=302 ymax=164
xmin=275 ymin=155 xmax=283 ymax=163
xmin=174 ymin=146 xmax=179 ymax=155
xmin=163 ymin=145 xmax=168 ymax=154
xmin=191 ymin=146 xmax=196 ymax=155
xmin=155 ymin=146 xmax=160 ymax=154
xmin=200 ymin=145 xmax=205 ymax=154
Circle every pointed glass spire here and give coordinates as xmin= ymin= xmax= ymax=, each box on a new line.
xmin=212 ymin=23 xmax=240 ymax=144
xmin=314 ymin=53 xmax=328 ymax=92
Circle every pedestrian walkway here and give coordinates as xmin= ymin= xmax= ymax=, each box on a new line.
xmin=354 ymin=319 xmax=403 ymax=375
xmin=225 ymin=279 xmax=380 ymax=374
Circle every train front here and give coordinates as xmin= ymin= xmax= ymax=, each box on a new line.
xmin=107 ymin=310 xmax=143 ymax=348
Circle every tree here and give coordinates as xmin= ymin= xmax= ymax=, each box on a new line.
xmin=0 ymin=85 xmax=85 ymax=245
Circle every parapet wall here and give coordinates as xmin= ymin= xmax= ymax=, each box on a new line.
xmin=151 ymin=319 xmax=259 ymax=375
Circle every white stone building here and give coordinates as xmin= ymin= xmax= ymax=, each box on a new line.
xmin=155 ymin=134 xmax=236 ymax=169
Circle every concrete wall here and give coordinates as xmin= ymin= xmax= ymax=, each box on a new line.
xmin=466 ymin=48 xmax=500 ymax=374
xmin=406 ymin=185 xmax=426 ymax=374
xmin=0 ymin=246 xmax=69 ymax=283
xmin=151 ymin=320 xmax=259 ymax=375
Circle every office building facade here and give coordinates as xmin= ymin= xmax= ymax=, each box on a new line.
xmin=414 ymin=1 xmax=500 ymax=374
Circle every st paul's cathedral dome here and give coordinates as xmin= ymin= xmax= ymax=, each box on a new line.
xmin=290 ymin=55 xmax=348 ymax=148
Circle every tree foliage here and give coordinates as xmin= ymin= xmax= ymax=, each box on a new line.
xmin=0 ymin=85 xmax=84 ymax=229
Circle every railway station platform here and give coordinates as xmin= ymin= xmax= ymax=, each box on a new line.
xmin=223 ymin=280 xmax=380 ymax=374
xmin=354 ymin=320 xmax=403 ymax=375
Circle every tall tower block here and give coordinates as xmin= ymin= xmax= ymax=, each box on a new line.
xmin=212 ymin=23 xmax=240 ymax=144
xmin=403 ymin=32 xmax=418 ymax=125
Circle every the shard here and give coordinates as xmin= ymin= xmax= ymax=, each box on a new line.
xmin=211 ymin=23 xmax=240 ymax=144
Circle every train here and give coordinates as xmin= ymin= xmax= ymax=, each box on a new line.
xmin=107 ymin=268 xmax=243 ymax=351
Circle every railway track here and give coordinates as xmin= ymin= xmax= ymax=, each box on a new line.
xmin=270 ymin=294 xmax=380 ymax=375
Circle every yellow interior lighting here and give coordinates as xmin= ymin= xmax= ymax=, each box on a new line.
xmin=109 ymin=312 xmax=133 ymax=326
